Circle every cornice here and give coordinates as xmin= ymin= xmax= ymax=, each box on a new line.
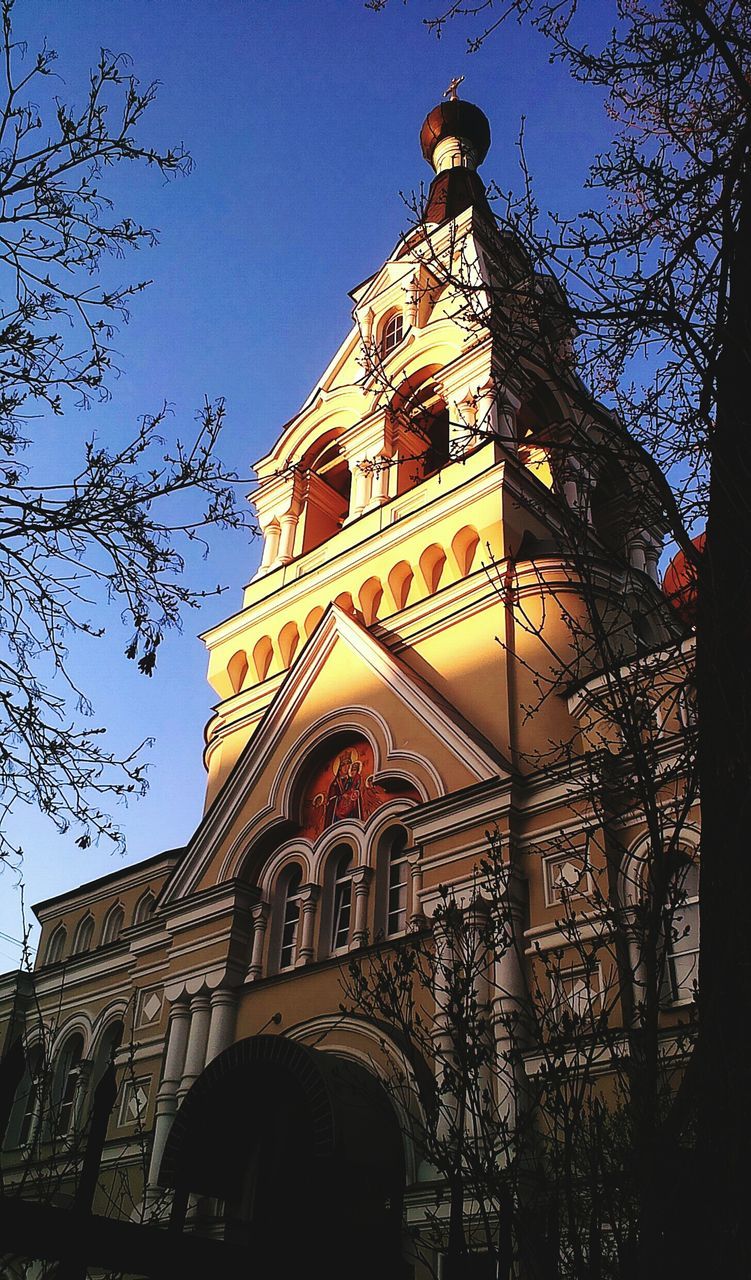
xmin=32 ymin=849 xmax=180 ymax=920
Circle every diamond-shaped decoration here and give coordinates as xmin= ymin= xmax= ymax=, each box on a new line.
xmin=127 ymin=1084 xmax=148 ymax=1120
xmin=143 ymin=992 xmax=162 ymax=1022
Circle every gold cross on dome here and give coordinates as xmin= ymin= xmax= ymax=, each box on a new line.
xmin=444 ymin=75 xmax=464 ymax=102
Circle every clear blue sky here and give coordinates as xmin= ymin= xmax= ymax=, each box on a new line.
xmin=0 ymin=0 xmax=613 ymax=962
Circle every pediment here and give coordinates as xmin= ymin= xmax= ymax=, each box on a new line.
xmin=163 ymin=605 xmax=510 ymax=903
xmin=353 ymin=254 xmax=414 ymax=315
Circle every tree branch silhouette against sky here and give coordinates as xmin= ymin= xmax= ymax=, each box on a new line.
xmin=0 ymin=0 xmax=618 ymax=960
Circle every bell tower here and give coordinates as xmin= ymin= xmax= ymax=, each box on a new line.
xmin=200 ymin=92 xmax=671 ymax=805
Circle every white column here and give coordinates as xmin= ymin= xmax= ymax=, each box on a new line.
xmin=490 ymin=882 xmax=527 ymax=1134
xmin=403 ymin=273 xmax=418 ymax=326
xmin=296 ymin=885 xmax=320 ymax=966
xmin=465 ymin=898 xmax=492 ymax=1136
xmin=177 ymin=992 xmax=211 ymax=1103
xmin=259 ymin=520 xmax=281 ymax=572
xmin=496 ymin=385 xmax=520 ymax=447
xmin=644 ymin=532 xmax=661 ymax=583
xmin=205 ymin=988 xmax=237 ymax=1066
xmin=351 ymin=867 xmax=373 ymax=948
xmin=349 ymin=459 xmax=371 ymax=519
xmin=446 ymin=392 xmax=473 ymax=456
xmin=146 ymin=998 xmax=190 ymax=1198
xmin=627 ymin=925 xmax=648 ymax=1026
xmin=409 ymin=859 xmax=424 ymax=928
xmin=432 ymin=917 xmax=458 ymax=1145
xmin=629 ymin=532 xmax=648 ymax=573
xmin=474 ymin=378 xmax=498 ymax=440
xmin=562 ymin=455 xmax=582 ymax=513
xmin=247 ymin=901 xmax=270 ymax=981
xmin=367 ymin=457 xmax=390 ymax=508
xmin=361 ymin=307 xmax=375 ymax=344
xmin=72 ymin=1059 xmax=93 ymax=1133
xmin=277 ymin=511 xmax=299 ymax=564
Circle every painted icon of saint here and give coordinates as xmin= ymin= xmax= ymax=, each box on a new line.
xmin=321 ymin=749 xmax=363 ymax=827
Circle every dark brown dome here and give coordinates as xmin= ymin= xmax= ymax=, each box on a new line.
xmin=419 ymin=99 xmax=491 ymax=169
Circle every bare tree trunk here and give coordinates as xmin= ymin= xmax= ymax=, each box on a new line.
xmin=697 ymin=137 xmax=751 ymax=1278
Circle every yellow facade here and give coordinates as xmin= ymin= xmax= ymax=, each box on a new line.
xmin=0 ymin=95 xmax=698 ymax=1278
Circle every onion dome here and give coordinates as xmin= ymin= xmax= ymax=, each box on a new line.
xmin=662 ymin=532 xmax=705 ymax=627
xmin=419 ymin=89 xmax=493 ymax=225
xmin=420 ymin=99 xmax=491 ymax=173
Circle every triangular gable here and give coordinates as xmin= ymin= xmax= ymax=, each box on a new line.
xmin=352 ymin=255 xmax=414 ymax=315
xmin=163 ymin=605 xmax=510 ymax=904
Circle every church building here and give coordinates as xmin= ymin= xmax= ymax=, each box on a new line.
xmin=0 ymin=92 xmax=698 ymax=1278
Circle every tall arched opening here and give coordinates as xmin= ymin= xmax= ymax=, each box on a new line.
xmin=160 ymin=1034 xmax=407 ymax=1279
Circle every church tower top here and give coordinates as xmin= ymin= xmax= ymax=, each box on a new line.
xmin=419 ymin=90 xmax=491 ymax=174
xmin=419 ymin=89 xmax=493 ymax=224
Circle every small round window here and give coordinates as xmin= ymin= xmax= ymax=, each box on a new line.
xmin=382 ymin=313 xmax=404 ymax=357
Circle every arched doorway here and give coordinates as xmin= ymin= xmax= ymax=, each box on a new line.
xmin=160 ymin=1035 xmax=407 ymax=1279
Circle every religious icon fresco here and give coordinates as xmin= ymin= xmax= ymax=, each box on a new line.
xmin=298 ymin=738 xmax=419 ymax=842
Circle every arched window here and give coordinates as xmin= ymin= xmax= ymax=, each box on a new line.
xmin=380 ymin=826 xmax=410 ymax=938
xmin=382 ymin=312 xmax=404 ymax=357
xmin=299 ymin=433 xmax=352 ymax=554
xmin=666 ymin=856 xmax=700 ymax=1002
xmin=133 ymin=890 xmax=155 ymax=926
xmin=54 ymin=1033 xmax=84 ymax=1137
xmin=102 ymin=903 xmax=125 ymax=946
xmin=6 ymin=1042 xmax=46 ymax=1149
xmin=92 ymin=1021 xmax=124 ymax=1090
xmin=279 ymin=864 xmax=304 ymax=972
xmin=330 ymin=845 xmax=354 ymax=953
xmin=45 ymin=925 xmax=66 ymax=966
xmin=72 ymin=914 xmax=94 ymax=955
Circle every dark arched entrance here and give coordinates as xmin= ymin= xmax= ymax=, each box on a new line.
xmin=160 ymin=1035 xmax=407 ymax=1279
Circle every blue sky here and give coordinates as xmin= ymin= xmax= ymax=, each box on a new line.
xmin=0 ymin=0 xmax=613 ymax=961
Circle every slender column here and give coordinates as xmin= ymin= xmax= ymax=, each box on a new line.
xmin=72 ymin=1060 xmax=93 ymax=1134
xmin=446 ymin=392 xmax=474 ymax=455
xmin=177 ymin=992 xmax=211 ymax=1103
xmin=25 ymin=1072 xmax=44 ymax=1147
xmin=496 ymin=385 xmax=520 ymax=446
xmin=277 ymin=511 xmax=299 ymax=564
xmin=351 ymin=867 xmax=373 ymax=948
xmin=349 ymin=459 xmax=371 ymax=519
xmin=629 ymin=532 xmax=648 ymax=573
xmin=146 ymin=998 xmax=190 ymax=1198
xmin=627 ymin=928 xmax=648 ymax=1027
xmin=404 ymin=274 xmax=419 ymax=327
xmin=490 ymin=880 xmax=527 ymax=1134
xmin=368 ymin=456 xmax=390 ymax=508
xmin=247 ymin=901 xmax=270 ymax=980
xmin=432 ymin=917 xmax=458 ymax=1144
xmin=205 ymin=988 xmax=237 ymax=1066
xmin=259 ymin=520 xmax=281 ymax=572
xmin=409 ymin=859 xmax=424 ymax=928
xmin=644 ymin=532 xmax=661 ymax=583
xmin=562 ymin=455 xmax=582 ymax=513
xmin=464 ymin=899 xmax=492 ymax=1139
xmin=296 ymin=885 xmax=320 ymax=966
